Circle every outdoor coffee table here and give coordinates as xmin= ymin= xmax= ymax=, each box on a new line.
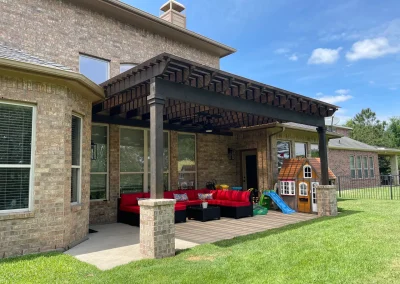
xmin=187 ymin=205 xmax=220 ymax=222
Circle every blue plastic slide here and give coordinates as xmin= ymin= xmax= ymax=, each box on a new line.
xmin=264 ymin=191 xmax=295 ymax=214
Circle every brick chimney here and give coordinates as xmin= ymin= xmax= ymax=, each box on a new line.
xmin=160 ymin=0 xmax=186 ymax=28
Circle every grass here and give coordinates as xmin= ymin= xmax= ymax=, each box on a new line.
xmin=339 ymin=186 xmax=400 ymax=200
xmin=2 ymin=199 xmax=400 ymax=283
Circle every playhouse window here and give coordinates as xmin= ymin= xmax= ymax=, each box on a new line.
xmin=299 ymin=182 xmax=308 ymax=196
xmin=280 ymin=181 xmax=295 ymax=195
xmin=303 ymin=165 xmax=312 ymax=178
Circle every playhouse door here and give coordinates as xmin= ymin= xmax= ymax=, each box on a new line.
xmin=297 ymin=182 xmax=311 ymax=213
xmin=311 ymin=182 xmax=319 ymax=213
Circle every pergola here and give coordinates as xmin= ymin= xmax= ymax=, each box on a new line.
xmin=92 ymin=53 xmax=338 ymax=198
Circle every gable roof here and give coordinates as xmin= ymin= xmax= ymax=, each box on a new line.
xmin=278 ymin=158 xmax=336 ymax=180
xmin=0 ymin=43 xmax=73 ymax=71
xmin=329 ymin=136 xmax=380 ymax=151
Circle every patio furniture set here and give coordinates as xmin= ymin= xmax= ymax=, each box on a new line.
xmin=117 ymin=189 xmax=254 ymax=226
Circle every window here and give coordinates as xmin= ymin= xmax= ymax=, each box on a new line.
xmin=295 ymin=142 xmax=307 ymax=158
xmin=280 ymin=181 xmax=295 ymax=195
xmin=303 ymin=165 xmax=312 ymax=178
xmin=120 ymin=63 xmax=137 ymax=73
xmin=299 ymin=182 xmax=308 ymax=196
xmin=277 ymin=141 xmax=291 ymax=170
xmin=356 ymin=156 xmax=362 ymax=178
xmin=71 ymin=115 xmax=82 ymax=203
xmin=369 ymin=157 xmax=375 ymax=178
xmin=79 ymin=54 xmax=110 ymax=84
xmin=120 ymin=128 xmax=169 ymax=193
xmin=0 ymin=102 xmax=35 ymax=212
xmin=178 ymin=133 xmax=196 ymax=189
xmin=311 ymin=182 xmax=319 ymax=205
xmin=90 ymin=125 xmax=108 ymax=200
xmin=350 ymin=156 xmax=356 ymax=178
xmin=310 ymin=144 xmax=319 ymax=157
xmin=363 ymin=156 xmax=369 ymax=178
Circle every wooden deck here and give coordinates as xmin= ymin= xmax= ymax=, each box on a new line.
xmin=175 ymin=210 xmax=317 ymax=244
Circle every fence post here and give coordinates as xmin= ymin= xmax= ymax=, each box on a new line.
xmin=338 ymin=176 xmax=341 ymax=198
xmin=390 ymin=175 xmax=393 ymax=200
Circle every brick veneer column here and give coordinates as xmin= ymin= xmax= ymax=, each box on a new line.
xmin=316 ymin=185 xmax=338 ymax=216
xmin=139 ymin=199 xmax=176 ymax=259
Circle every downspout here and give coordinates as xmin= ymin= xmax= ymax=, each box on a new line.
xmin=268 ymin=126 xmax=286 ymax=189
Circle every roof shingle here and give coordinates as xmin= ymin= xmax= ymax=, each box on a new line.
xmin=278 ymin=158 xmax=336 ymax=180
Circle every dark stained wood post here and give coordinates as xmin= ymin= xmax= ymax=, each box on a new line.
xmin=147 ymin=78 xmax=165 ymax=199
xmin=317 ymin=126 xmax=329 ymax=185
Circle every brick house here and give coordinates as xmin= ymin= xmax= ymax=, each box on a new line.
xmin=0 ymin=0 xmax=363 ymax=258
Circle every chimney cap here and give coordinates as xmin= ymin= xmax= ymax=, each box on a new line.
xmin=160 ymin=0 xmax=185 ymax=13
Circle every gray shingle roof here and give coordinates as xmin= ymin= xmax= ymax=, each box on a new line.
xmin=328 ymin=136 xmax=377 ymax=150
xmin=0 ymin=43 xmax=73 ymax=71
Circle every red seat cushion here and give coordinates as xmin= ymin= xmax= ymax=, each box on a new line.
xmin=120 ymin=193 xmax=143 ymax=206
xmin=120 ymin=205 xmax=140 ymax=214
xmin=218 ymin=200 xmax=251 ymax=207
xmin=143 ymin=193 xmax=150 ymax=199
xmin=164 ymin=191 xmax=174 ymax=199
xmin=175 ymin=203 xmax=186 ymax=211
xmin=208 ymin=199 xmax=223 ymax=206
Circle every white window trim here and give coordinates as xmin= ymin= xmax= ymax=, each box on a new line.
xmin=311 ymin=182 xmax=319 ymax=203
xmin=299 ymin=182 xmax=308 ymax=196
xmin=177 ymin=132 xmax=197 ymax=189
xmin=280 ymin=181 xmax=295 ymax=196
xmin=119 ymin=126 xmax=170 ymax=193
xmin=71 ymin=114 xmax=83 ymax=205
xmin=90 ymin=123 xmax=109 ymax=201
xmin=303 ymin=165 xmax=312 ymax=178
xmin=0 ymin=100 xmax=36 ymax=214
xmin=79 ymin=53 xmax=110 ymax=82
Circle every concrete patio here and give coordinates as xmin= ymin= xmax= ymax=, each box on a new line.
xmin=65 ymin=211 xmax=317 ymax=270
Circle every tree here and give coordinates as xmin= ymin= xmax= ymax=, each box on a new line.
xmin=387 ymin=117 xmax=400 ymax=148
xmin=345 ymin=108 xmax=392 ymax=147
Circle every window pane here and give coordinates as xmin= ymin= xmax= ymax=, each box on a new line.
xmin=0 ymin=104 xmax=33 ymax=165
xmin=277 ymin=141 xmax=290 ymax=169
xmin=79 ymin=55 xmax=109 ymax=84
xmin=148 ymin=131 xmax=169 ymax=172
xmin=71 ymin=168 xmax=80 ymax=203
xmin=310 ymin=144 xmax=319 ymax=158
xmin=120 ymin=129 xmax=144 ymax=172
xmin=148 ymin=173 xmax=170 ymax=191
xmin=91 ymin=125 xmax=107 ymax=172
xmin=178 ymin=172 xmax=196 ymax=189
xmin=72 ymin=116 xmax=81 ymax=166
xmin=0 ymin=168 xmax=30 ymax=210
xmin=295 ymin=142 xmax=307 ymax=158
xmin=120 ymin=63 xmax=137 ymax=73
xmin=356 ymin=156 xmax=362 ymax=178
xmin=120 ymin=174 xmax=143 ymax=193
xmin=369 ymin=157 xmax=375 ymax=178
xmin=90 ymin=174 xmax=107 ymax=200
xmin=178 ymin=134 xmax=195 ymax=172
xmin=363 ymin=157 xmax=368 ymax=178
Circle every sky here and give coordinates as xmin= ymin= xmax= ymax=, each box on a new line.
xmin=124 ymin=0 xmax=400 ymax=125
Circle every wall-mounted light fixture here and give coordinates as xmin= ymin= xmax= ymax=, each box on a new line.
xmin=228 ymin=148 xmax=235 ymax=160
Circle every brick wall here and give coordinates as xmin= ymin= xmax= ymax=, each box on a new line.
xmin=0 ymin=0 xmax=220 ymax=76
xmin=0 ymin=74 xmax=91 ymax=258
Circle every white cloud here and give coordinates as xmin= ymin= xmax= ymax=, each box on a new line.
xmin=288 ymin=54 xmax=298 ymax=61
xmin=275 ymin=48 xmax=290 ymax=54
xmin=346 ymin=37 xmax=400 ymax=61
xmin=308 ymin=47 xmax=342 ymax=64
xmin=316 ymin=90 xmax=353 ymax=104
xmin=335 ymin=89 xmax=350 ymax=95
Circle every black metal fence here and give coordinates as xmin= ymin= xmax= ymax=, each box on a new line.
xmin=337 ymin=175 xmax=400 ymax=200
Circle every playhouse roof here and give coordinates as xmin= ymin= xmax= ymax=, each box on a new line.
xmin=278 ymin=158 xmax=336 ymax=180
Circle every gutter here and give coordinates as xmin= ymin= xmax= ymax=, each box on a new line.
xmin=0 ymin=57 xmax=104 ymax=102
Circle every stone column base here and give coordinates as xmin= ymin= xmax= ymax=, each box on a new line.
xmin=138 ymin=199 xmax=176 ymax=259
xmin=316 ymin=185 xmax=338 ymax=217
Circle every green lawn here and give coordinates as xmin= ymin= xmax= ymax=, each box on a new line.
xmin=2 ymin=199 xmax=400 ymax=284
xmin=339 ymin=186 xmax=400 ymax=200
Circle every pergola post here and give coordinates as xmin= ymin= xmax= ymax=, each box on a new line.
xmin=317 ymin=126 xmax=329 ymax=185
xmin=148 ymin=77 xmax=165 ymax=199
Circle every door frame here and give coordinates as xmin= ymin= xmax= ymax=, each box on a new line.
xmin=241 ymin=150 xmax=258 ymax=189
xmin=297 ymin=181 xmax=311 ymax=213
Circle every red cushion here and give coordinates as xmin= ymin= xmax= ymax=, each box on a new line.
xmin=120 ymin=193 xmax=143 ymax=206
xmin=208 ymin=199 xmax=223 ymax=206
xmin=175 ymin=203 xmax=186 ymax=211
xmin=239 ymin=191 xmax=251 ymax=202
xmin=182 ymin=200 xmax=203 ymax=206
xmin=143 ymin=193 xmax=150 ymax=199
xmin=231 ymin=191 xmax=243 ymax=202
xmin=182 ymin=190 xmax=197 ymax=200
xmin=218 ymin=200 xmax=251 ymax=207
xmin=164 ymin=191 xmax=174 ymax=199
xmin=218 ymin=190 xmax=233 ymax=200
xmin=120 ymin=205 xmax=140 ymax=214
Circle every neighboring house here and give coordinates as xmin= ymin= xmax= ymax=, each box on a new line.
xmin=278 ymin=158 xmax=336 ymax=213
xmin=0 ymin=0 xmax=382 ymax=259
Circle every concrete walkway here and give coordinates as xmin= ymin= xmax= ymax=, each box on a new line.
xmin=65 ymin=211 xmax=317 ymax=270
